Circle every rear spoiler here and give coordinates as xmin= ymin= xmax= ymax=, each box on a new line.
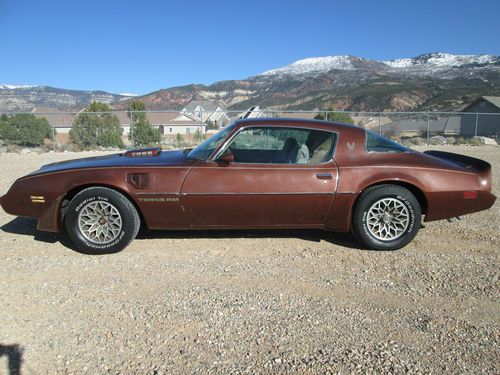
xmin=424 ymin=150 xmax=491 ymax=174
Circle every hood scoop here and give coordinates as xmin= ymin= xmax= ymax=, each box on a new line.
xmin=123 ymin=147 xmax=161 ymax=158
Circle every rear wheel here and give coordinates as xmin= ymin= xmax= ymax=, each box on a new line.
xmin=352 ymin=185 xmax=421 ymax=250
xmin=64 ymin=187 xmax=140 ymax=254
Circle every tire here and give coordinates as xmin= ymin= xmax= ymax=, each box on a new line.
xmin=64 ymin=187 xmax=140 ymax=254
xmin=352 ymin=184 xmax=421 ymax=251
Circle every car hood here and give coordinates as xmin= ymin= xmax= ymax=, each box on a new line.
xmin=28 ymin=149 xmax=194 ymax=177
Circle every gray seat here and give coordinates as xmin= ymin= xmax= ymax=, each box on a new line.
xmin=278 ymin=137 xmax=299 ymax=163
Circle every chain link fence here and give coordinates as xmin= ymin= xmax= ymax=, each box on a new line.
xmin=1 ymin=109 xmax=499 ymax=150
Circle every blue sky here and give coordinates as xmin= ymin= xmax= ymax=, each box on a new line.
xmin=1 ymin=0 xmax=499 ymax=94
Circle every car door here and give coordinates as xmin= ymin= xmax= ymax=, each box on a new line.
xmin=180 ymin=126 xmax=338 ymax=228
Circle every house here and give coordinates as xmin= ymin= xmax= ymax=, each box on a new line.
xmin=117 ymin=111 xmax=206 ymax=135
xmin=34 ymin=109 xmax=205 ymax=138
xmin=381 ymin=116 xmax=461 ymax=137
xmin=158 ymin=113 xmax=206 ymax=135
xmin=181 ymin=100 xmax=230 ymax=128
xmin=238 ymin=106 xmax=266 ymax=119
xmin=460 ymin=96 xmax=500 ymax=137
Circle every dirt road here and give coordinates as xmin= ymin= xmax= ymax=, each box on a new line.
xmin=0 ymin=146 xmax=498 ymax=374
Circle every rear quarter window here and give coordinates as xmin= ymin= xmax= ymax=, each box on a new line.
xmin=365 ymin=131 xmax=410 ymax=153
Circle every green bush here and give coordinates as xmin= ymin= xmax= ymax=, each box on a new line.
xmin=194 ymin=128 xmax=203 ymax=142
xmin=70 ymin=102 xmax=123 ymax=148
xmin=314 ymin=107 xmax=354 ymax=124
xmin=0 ymin=114 xmax=52 ymax=146
xmin=468 ymin=137 xmax=482 ymax=146
xmin=175 ymin=133 xmax=184 ymax=146
xmin=130 ymin=118 xmax=161 ymax=147
xmin=127 ymin=100 xmax=161 ymax=147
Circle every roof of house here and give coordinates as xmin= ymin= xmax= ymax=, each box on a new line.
xmin=207 ymin=110 xmax=231 ymax=122
xmin=382 ymin=116 xmax=461 ymax=133
xmin=239 ymin=106 xmax=264 ymax=119
xmin=37 ymin=112 xmax=77 ymax=127
xmin=462 ymin=96 xmax=500 ymax=112
xmin=482 ymin=96 xmax=500 ymax=108
xmin=115 ymin=111 xmax=184 ymax=125
xmin=183 ymin=100 xmax=221 ymax=112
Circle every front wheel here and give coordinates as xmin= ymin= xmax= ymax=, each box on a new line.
xmin=352 ymin=185 xmax=421 ymax=250
xmin=64 ymin=187 xmax=140 ymax=254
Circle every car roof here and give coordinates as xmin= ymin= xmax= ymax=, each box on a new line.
xmin=232 ymin=117 xmax=363 ymax=134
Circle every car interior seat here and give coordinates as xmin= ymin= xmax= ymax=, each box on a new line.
xmin=279 ymin=137 xmax=299 ymax=163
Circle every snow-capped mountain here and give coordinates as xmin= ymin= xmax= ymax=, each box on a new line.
xmin=384 ymin=53 xmax=498 ymax=68
xmin=0 ymin=84 xmax=40 ymax=90
xmin=259 ymin=55 xmax=359 ymax=76
xmin=257 ymin=53 xmax=499 ymax=77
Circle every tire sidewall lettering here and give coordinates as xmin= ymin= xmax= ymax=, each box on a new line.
xmin=396 ymin=195 xmax=416 ymax=234
xmin=74 ymin=196 xmax=96 ymax=213
xmin=84 ymin=230 xmax=126 ymax=250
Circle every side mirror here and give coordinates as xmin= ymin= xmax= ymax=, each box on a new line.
xmin=217 ymin=151 xmax=234 ymax=163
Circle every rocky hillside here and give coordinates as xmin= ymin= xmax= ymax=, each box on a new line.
xmin=0 ymin=85 xmax=134 ymax=112
xmin=2 ymin=53 xmax=499 ymax=112
xmin=115 ymin=53 xmax=500 ymax=112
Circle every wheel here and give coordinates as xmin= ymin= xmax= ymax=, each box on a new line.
xmin=64 ymin=187 xmax=140 ymax=254
xmin=351 ymin=184 xmax=421 ymax=250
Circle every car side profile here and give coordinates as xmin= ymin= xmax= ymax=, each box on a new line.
xmin=0 ymin=118 xmax=496 ymax=253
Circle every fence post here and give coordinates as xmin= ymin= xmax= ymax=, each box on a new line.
xmin=129 ymin=111 xmax=133 ymax=146
xmin=378 ymin=112 xmax=382 ymax=135
xmin=474 ymin=113 xmax=479 ymax=137
xmin=426 ymin=111 xmax=430 ymax=143
xmin=52 ymin=126 xmax=55 ymax=151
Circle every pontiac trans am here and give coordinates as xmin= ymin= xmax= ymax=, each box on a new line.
xmin=0 ymin=118 xmax=496 ymax=253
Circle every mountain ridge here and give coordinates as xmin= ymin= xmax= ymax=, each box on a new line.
xmin=1 ymin=52 xmax=499 ymax=113
xmin=118 ymin=52 xmax=499 ymax=112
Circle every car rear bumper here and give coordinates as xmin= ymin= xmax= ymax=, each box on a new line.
xmin=425 ymin=190 xmax=496 ymax=221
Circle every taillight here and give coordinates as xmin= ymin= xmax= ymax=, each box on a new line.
xmin=463 ymin=191 xmax=478 ymax=199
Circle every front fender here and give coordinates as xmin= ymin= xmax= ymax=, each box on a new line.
xmin=1 ymin=168 xmax=140 ymax=233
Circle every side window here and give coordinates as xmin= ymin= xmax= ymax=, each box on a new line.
xmin=365 ymin=131 xmax=410 ymax=153
xmin=227 ymin=127 xmax=335 ymax=164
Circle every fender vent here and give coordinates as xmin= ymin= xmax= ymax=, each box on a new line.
xmin=127 ymin=173 xmax=151 ymax=189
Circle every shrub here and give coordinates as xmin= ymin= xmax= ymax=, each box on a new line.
xmin=314 ymin=108 xmax=354 ymax=124
xmin=127 ymin=100 xmax=161 ymax=147
xmin=175 ymin=133 xmax=184 ymax=146
xmin=194 ymin=128 xmax=203 ymax=142
xmin=446 ymin=137 xmax=456 ymax=144
xmin=130 ymin=118 xmax=161 ymax=147
xmin=70 ymin=102 xmax=123 ymax=148
xmin=468 ymin=137 xmax=482 ymax=146
xmin=0 ymin=114 xmax=52 ymax=146
xmin=206 ymin=120 xmax=219 ymax=130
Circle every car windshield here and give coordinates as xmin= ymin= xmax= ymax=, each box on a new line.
xmin=187 ymin=125 xmax=235 ymax=160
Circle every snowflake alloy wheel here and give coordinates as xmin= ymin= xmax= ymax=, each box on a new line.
xmin=366 ymin=197 xmax=410 ymax=241
xmin=77 ymin=201 xmax=123 ymax=244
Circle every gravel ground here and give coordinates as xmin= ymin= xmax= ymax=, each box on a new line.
xmin=0 ymin=146 xmax=499 ymax=374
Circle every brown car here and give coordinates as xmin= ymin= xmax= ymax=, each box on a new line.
xmin=0 ymin=118 xmax=496 ymax=253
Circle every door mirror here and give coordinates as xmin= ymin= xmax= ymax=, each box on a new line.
xmin=217 ymin=150 xmax=234 ymax=163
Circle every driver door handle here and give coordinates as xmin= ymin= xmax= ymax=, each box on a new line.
xmin=316 ymin=173 xmax=333 ymax=180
